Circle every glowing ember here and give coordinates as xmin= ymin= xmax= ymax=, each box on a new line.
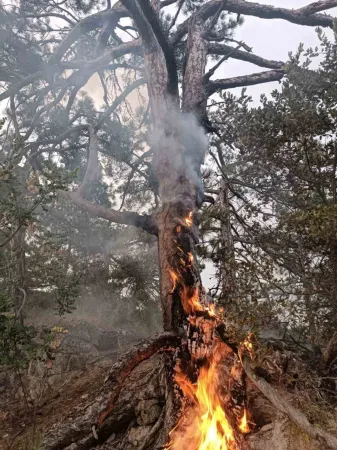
xmin=185 ymin=212 xmax=193 ymax=227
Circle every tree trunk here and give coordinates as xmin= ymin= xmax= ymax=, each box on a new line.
xmin=9 ymin=224 xmax=26 ymax=324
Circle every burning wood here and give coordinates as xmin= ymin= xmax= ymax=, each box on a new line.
xmin=166 ymin=212 xmax=253 ymax=449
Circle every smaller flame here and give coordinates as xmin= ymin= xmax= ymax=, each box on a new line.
xmin=238 ymin=409 xmax=250 ymax=434
xmin=185 ymin=212 xmax=193 ymax=227
xmin=239 ymin=333 xmax=254 ymax=360
xmin=169 ymin=269 xmax=179 ymax=293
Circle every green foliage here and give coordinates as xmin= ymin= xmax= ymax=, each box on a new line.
xmin=205 ymin=32 xmax=337 ymax=342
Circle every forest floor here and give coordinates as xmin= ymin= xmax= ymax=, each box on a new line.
xmin=1 ymin=360 xmax=111 ymax=450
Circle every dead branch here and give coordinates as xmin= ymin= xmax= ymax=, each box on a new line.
xmin=209 ymin=43 xmax=284 ymax=70
xmin=119 ymin=149 xmax=153 ymax=211
xmin=206 ymin=69 xmax=284 ymax=95
xmin=97 ymin=78 xmax=145 ymax=126
xmin=204 ymin=43 xmax=244 ymax=81
xmin=0 ymin=41 xmax=142 ymax=103
xmin=242 ymin=353 xmax=337 ymax=450
xmin=205 ymin=0 xmax=227 ymax=34
xmin=64 ymin=125 xmax=157 ymax=235
xmin=168 ymin=0 xmax=185 ymax=30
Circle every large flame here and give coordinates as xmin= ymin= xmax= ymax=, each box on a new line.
xmin=167 ymin=343 xmax=245 ymax=450
xmin=166 ymin=212 xmax=251 ymax=450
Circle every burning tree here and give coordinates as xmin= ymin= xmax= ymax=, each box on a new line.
xmin=2 ymin=0 xmax=337 ymax=449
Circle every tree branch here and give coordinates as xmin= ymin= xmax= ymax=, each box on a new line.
xmin=66 ymin=125 xmax=157 ymax=235
xmin=296 ymin=0 xmax=337 ymax=15
xmin=209 ymin=43 xmax=284 ymax=70
xmin=97 ymin=77 xmax=145 ymax=127
xmin=68 ymin=192 xmax=158 ymax=235
xmin=48 ymin=4 xmax=128 ymax=65
xmin=138 ymin=0 xmax=179 ymax=96
xmin=206 ymin=69 xmax=284 ymax=95
xmin=121 ymin=0 xmax=156 ymax=49
xmin=171 ymin=0 xmax=333 ymax=45
xmin=0 ymin=41 xmax=142 ymax=103
xmin=242 ymin=353 xmax=337 ymax=449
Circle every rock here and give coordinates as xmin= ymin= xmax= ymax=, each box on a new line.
xmin=135 ymin=399 xmax=162 ymax=426
xmin=127 ymin=426 xmax=153 ymax=447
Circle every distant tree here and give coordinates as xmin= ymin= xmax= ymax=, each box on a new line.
xmin=206 ymin=32 xmax=337 ymax=358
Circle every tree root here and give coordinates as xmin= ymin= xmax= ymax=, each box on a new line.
xmin=242 ymin=353 xmax=337 ymax=450
xmin=43 ymin=332 xmax=181 ymax=450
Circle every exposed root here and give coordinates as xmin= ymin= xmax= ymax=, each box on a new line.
xmin=242 ymin=353 xmax=337 ymax=450
xmin=43 ymin=332 xmax=181 ymax=450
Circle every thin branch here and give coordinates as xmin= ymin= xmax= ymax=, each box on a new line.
xmin=161 ymin=0 xmax=178 ymax=5
xmin=97 ymin=78 xmax=145 ymax=128
xmin=119 ymin=149 xmax=153 ymax=211
xmin=209 ymin=43 xmax=284 ymax=70
xmin=168 ymin=0 xmax=185 ymax=30
xmin=205 ymin=0 xmax=227 ymax=34
xmin=48 ymin=5 xmax=128 ymax=65
xmin=204 ymin=43 xmax=244 ymax=81
xmin=121 ymin=0 xmax=156 ymax=49
xmin=0 ymin=41 xmax=141 ymax=103
xmin=206 ymin=69 xmax=284 ymax=95
xmin=21 ymin=12 xmax=76 ymax=26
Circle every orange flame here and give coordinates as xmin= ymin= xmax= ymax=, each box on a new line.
xmin=167 ymin=343 xmax=239 ymax=450
xmin=238 ymin=409 xmax=250 ymax=434
xmin=181 ymin=285 xmax=204 ymax=314
xmin=169 ymin=269 xmax=179 ymax=293
xmin=167 ymin=222 xmax=253 ymax=449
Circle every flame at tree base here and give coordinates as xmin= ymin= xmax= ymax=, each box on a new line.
xmin=166 ymin=212 xmax=252 ymax=450
xmin=166 ymin=341 xmax=248 ymax=450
